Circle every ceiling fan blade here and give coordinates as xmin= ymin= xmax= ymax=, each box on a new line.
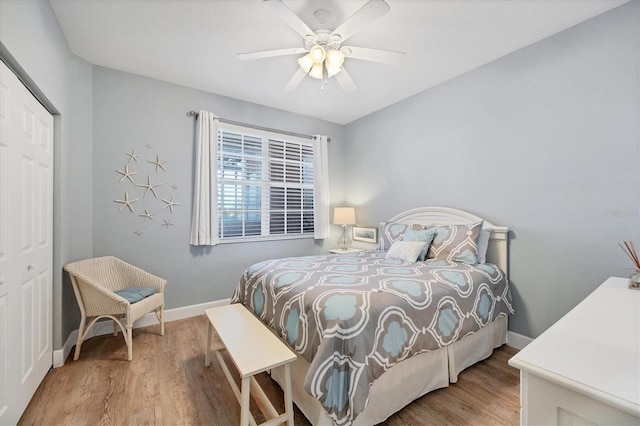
xmin=334 ymin=68 xmax=357 ymax=93
xmin=331 ymin=0 xmax=390 ymax=43
xmin=238 ymin=47 xmax=306 ymax=61
xmin=284 ymin=68 xmax=307 ymax=92
xmin=341 ymin=46 xmax=405 ymax=64
xmin=263 ymin=0 xmax=315 ymax=38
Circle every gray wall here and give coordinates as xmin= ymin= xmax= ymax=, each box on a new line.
xmin=344 ymin=1 xmax=639 ymax=338
xmin=0 ymin=0 xmax=94 ymax=348
xmin=92 ymin=67 xmax=345 ymax=307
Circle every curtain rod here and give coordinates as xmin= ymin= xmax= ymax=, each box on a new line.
xmin=186 ymin=110 xmax=330 ymax=142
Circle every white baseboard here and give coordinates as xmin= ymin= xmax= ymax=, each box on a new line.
xmin=53 ymin=298 xmax=231 ymax=368
xmin=507 ymin=331 xmax=533 ymax=350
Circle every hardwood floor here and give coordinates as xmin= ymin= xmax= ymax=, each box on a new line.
xmin=19 ymin=316 xmax=520 ymax=425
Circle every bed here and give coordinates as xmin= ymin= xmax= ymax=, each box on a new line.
xmin=231 ymin=206 xmax=513 ymax=425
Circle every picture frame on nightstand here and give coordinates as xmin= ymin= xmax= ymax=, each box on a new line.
xmin=352 ymin=226 xmax=377 ymax=244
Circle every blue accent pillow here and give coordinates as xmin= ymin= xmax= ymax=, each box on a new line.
xmin=402 ymin=228 xmax=437 ymax=261
xmin=114 ymin=287 xmax=155 ymax=304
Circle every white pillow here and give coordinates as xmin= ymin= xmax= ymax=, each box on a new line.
xmin=476 ymin=228 xmax=491 ymax=263
xmin=385 ymin=241 xmax=428 ymax=263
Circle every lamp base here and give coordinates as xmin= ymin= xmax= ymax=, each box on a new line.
xmin=338 ymin=225 xmax=352 ymax=251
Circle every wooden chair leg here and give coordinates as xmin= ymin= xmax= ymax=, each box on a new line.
xmin=127 ymin=326 xmax=133 ymax=361
xmin=153 ymin=306 xmax=165 ymax=336
xmin=73 ymin=315 xmax=86 ymax=361
xmin=113 ymin=319 xmax=119 ymax=336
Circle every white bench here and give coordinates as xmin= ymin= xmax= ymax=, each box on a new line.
xmin=205 ymin=304 xmax=297 ymax=426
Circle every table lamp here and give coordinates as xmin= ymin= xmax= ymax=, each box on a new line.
xmin=333 ymin=207 xmax=356 ymax=251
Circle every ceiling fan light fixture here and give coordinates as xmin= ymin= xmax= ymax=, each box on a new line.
xmin=309 ymin=45 xmax=326 ymax=64
xmin=325 ymin=49 xmax=345 ymax=68
xmin=309 ymin=62 xmax=324 ymax=80
xmin=298 ymin=54 xmax=313 ymax=73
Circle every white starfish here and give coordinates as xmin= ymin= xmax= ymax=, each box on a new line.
xmin=135 ymin=174 xmax=162 ymax=198
xmin=134 ymin=229 xmax=143 ymax=236
xmin=161 ymin=195 xmax=180 ymax=213
xmin=116 ymin=164 xmax=138 ymax=183
xmin=161 ymin=218 xmax=173 ymax=229
xmin=126 ymin=149 xmax=141 ymax=163
xmin=114 ymin=192 xmax=138 ymax=213
xmin=148 ymin=154 xmax=166 ymax=172
xmin=139 ymin=209 xmax=155 ymax=222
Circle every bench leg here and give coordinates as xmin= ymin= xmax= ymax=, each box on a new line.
xmin=205 ymin=321 xmax=212 ymax=366
xmin=241 ymin=376 xmax=251 ymax=426
xmin=283 ymin=364 xmax=294 ymax=426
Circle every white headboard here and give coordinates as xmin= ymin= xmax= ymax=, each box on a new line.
xmin=386 ymin=206 xmax=509 ymax=276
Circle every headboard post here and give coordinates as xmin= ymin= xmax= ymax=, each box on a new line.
xmin=485 ymin=226 xmax=508 ymax=277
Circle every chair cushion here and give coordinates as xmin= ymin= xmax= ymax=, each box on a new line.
xmin=114 ymin=287 xmax=156 ymax=304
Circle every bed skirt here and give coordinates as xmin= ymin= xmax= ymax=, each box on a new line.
xmin=270 ymin=315 xmax=508 ymax=425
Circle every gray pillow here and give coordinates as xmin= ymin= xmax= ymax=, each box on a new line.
xmin=427 ymin=221 xmax=483 ymax=264
xmin=378 ymin=222 xmax=424 ymax=250
xmin=476 ymin=228 xmax=491 ymax=263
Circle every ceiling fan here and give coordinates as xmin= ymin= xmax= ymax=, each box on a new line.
xmin=238 ymin=0 xmax=405 ymax=93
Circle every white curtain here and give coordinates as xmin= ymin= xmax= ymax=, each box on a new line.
xmin=189 ymin=110 xmax=219 ymax=246
xmin=313 ymin=135 xmax=330 ymax=239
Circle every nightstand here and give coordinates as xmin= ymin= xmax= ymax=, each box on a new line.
xmin=329 ymin=248 xmax=363 ymax=254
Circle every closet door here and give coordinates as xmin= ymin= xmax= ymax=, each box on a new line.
xmin=0 ymin=59 xmax=53 ymax=424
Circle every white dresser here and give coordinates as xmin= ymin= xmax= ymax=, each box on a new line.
xmin=509 ymin=277 xmax=640 ymax=425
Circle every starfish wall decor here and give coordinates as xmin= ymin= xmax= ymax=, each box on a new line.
xmin=114 ymin=192 xmax=138 ymax=213
xmin=161 ymin=195 xmax=180 ymax=214
xmin=126 ymin=149 xmax=141 ymax=163
xmin=139 ymin=209 xmax=155 ymax=222
xmin=136 ymin=174 xmax=162 ymax=198
xmin=116 ymin=164 xmax=138 ymax=184
xmin=148 ymin=154 xmax=167 ymax=173
xmin=115 ymin=146 xmax=179 ymax=236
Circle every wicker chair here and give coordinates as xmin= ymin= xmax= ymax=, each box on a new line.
xmin=64 ymin=256 xmax=166 ymax=361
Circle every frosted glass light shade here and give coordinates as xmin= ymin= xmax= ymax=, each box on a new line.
xmin=298 ymin=54 xmax=313 ymax=73
xmin=309 ymin=63 xmax=323 ymax=80
xmin=326 ymin=49 xmax=345 ymax=68
xmin=309 ymin=45 xmax=326 ymax=63
xmin=333 ymin=207 xmax=356 ymax=225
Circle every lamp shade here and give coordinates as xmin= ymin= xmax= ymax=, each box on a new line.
xmin=309 ymin=45 xmax=326 ymax=63
xmin=298 ymin=54 xmax=313 ymax=73
xmin=308 ymin=62 xmax=323 ymax=80
xmin=333 ymin=207 xmax=356 ymax=225
xmin=326 ymin=49 xmax=345 ymax=68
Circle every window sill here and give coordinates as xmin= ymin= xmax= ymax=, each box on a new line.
xmin=217 ymin=234 xmax=315 ymax=244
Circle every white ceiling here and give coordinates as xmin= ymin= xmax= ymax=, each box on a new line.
xmin=49 ymin=0 xmax=628 ymax=125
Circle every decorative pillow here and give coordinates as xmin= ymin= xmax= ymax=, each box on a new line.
xmin=476 ymin=228 xmax=491 ymax=264
xmin=427 ymin=221 xmax=483 ymax=264
xmin=385 ymin=241 xmax=428 ymax=263
xmin=379 ymin=222 xmax=424 ymax=251
xmin=402 ymin=228 xmax=437 ymax=261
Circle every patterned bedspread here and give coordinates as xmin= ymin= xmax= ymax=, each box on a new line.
xmin=231 ymin=251 xmax=513 ymax=425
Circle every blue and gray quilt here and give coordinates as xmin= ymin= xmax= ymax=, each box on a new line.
xmin=231 ymin=251 xmax=513 ymax=425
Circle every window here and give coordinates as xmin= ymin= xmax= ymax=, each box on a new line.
xmin=216 ymin=124 xmax=315 ymax=241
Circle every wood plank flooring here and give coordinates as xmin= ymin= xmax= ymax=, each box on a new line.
xmin=18 ymin=316 xmax=520 ymax=425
